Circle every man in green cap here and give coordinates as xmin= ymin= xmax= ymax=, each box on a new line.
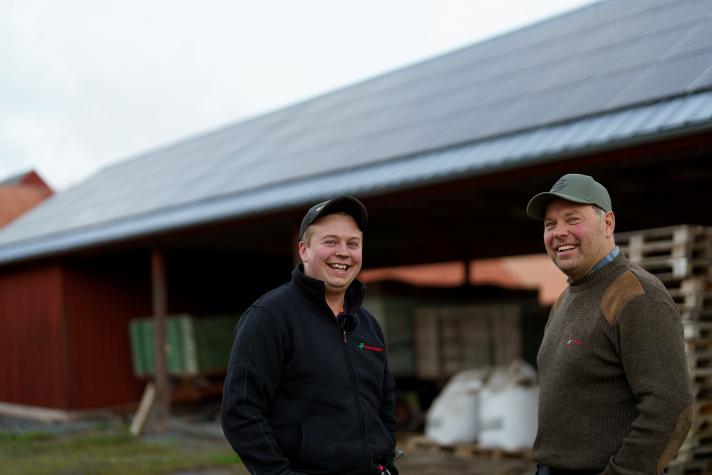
xmin=527 ymin=174 xmax=692 ymax=474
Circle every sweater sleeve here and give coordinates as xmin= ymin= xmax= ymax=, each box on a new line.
xmin=603 ymin=293 xmax=693 ymax=475
xmin=221 ymin=307 xmax=302 ymax=475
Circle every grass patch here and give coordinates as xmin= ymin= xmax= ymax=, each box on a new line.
xmin=0 ymin=425 xmax=241 ymax=475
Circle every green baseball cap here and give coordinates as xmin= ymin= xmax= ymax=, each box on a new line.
xmin=526 ymin=174 xmax=612 ymax=219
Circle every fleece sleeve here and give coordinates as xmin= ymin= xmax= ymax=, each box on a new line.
xmin=603 ymin=294 xmax=693 ymax=475
xmin=373 ymin=318 xmax=397 ymax=464
xmin=379 ymin=342 xmax=397 ymax=446
xmin=221 ymin=307 xmax=303 ymax=475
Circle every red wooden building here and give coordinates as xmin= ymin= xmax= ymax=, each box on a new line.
xmin=0 ymin=170 xmax=53 ymax=228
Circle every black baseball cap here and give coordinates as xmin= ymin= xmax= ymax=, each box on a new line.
xmin=298 ymin=196 xmax=368 ymax=241
xmin=527 ymin=174 xmax=612 ymax=219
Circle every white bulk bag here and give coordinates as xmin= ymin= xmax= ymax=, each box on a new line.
xmin=425 ymin=369 xmax=488 ymax=445
xmin=479 ymin=360 xmax=539 ymax=451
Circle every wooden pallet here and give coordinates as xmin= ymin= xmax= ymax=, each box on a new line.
xmin=681 ymin=309 xmax=712 ymax=323
xmin=692 ymin=411 xmax=712 ymax=433
xmin=694 ymin=398 xmax=712 ymax=410
xmin=692 ymin=370 xmax=712 ymax=388
xmin=617 ymin=225 xmax=712 ymax=282
xmin=617 ymin=226 xmax=712 ymax=260
xmin=405 ymin=435 xmax=533 ymax=461
xmin=634 ymin=257 xmax=712 ymax=282
xmin=668 ymin=278 xmax=712 ymax=296
xmin=685 ymin=323 xmax=712 ymax=341
xmin=692 ymin=442 xmax=712 ymax=458
xmin=674 ymin=291 xmax=712 ymax=314
xmin=686 ymin=338 xmax=712 ymax=350
xmin=671 ymin=422 xmax=712 ymax=470
xmin=667 ymin=458 xmax=712 ymax=475
xmin=692 ymin=390 xmax=712 ymax=402
xmin=691 ymin=374 xmax=712 ymax=397
xmin=677 ymin=429 xmax=710 ymax=457
xmin=690 ymin=380 xmax=712 ymax=399
xmin=452 ymin=443 xmax=533 ymax=461
xmin=687 ymin=345 xmax=712 ymax=372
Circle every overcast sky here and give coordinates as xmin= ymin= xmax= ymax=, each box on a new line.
xmin=2 ymin=0 xmax=598 ymax=190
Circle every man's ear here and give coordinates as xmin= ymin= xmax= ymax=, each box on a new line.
xmin=605 ymin=211 xmax=616 ymax=238
xmin=298 ymin=240 xmax=308 ymax=262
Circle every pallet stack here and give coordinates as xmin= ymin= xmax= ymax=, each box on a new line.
xmin=405 ymin=434 xmax=533 ymax=461
xmin=616 ymin=225 xmax=712 ymax=475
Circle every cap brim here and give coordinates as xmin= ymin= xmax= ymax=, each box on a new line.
xmin=526 ymin=192 xmax=597 ymax=219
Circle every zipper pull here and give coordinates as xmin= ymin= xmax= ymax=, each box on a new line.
xmin=342 ymin=329 xmax=347 ymax=344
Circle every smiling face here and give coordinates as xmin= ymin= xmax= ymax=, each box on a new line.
xmin=543 ymin=199 xmax=615 ymax=281
xmin=298 ymin=212 xmax=363 ymax=300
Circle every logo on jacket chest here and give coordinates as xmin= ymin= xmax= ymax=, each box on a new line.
xmin=357 ymin=341 xmax=384 ymax=353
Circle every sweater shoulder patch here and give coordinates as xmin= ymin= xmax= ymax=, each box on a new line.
xmin=600 ymin=271 xmax=645 ymax=324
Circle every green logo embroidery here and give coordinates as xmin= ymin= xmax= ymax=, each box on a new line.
xmin=356 ymin=341 xmax=384 ymax=353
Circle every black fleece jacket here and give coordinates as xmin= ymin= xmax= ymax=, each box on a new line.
xmin=221 ymin=265 xmax=396 ymax=475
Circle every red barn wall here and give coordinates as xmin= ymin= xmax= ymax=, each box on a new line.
xmin=63 ymin=256 xmax=150 ymax=409
xmin=0 ymin=265 xmax=68 ymax=408
xmin=0 ymin=253 xmax=151 ymax=410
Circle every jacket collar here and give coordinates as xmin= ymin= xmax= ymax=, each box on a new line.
xmin=291 ymin=264 xmax=366 ymax=313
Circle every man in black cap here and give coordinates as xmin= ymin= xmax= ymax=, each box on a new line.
xmin=527 ymin=174 xmax=692 ymax=474
xmin=221 ymin=196 xmax=398 ymax=475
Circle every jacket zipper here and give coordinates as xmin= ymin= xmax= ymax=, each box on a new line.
xmin=339 ymin=320 xmax=369 ymax=473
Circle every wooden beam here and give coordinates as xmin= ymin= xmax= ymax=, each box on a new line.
xmin=151 ymin=248 xmax=170 ymax=430
xmin=130 ymin=383 xmax=156 ymax=436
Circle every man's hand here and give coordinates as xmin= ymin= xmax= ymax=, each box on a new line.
xmin=377 ymin=463 xmax=398 ymax=475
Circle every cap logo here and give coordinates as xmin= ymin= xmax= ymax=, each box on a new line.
xmin=551 ymin=177 xmax=568 ymax=192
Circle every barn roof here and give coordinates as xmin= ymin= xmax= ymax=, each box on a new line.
xmin=1 ymin=0 xmax=711 ymax=264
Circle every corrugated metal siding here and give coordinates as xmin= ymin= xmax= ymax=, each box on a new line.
xmin=0 ymin=265 xmax=67 ymax=408
xmin=63 ymin=260 xmax=150 ymax=409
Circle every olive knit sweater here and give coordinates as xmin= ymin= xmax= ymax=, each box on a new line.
xmin=533 ymin=254 xmax=692 ymax=474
